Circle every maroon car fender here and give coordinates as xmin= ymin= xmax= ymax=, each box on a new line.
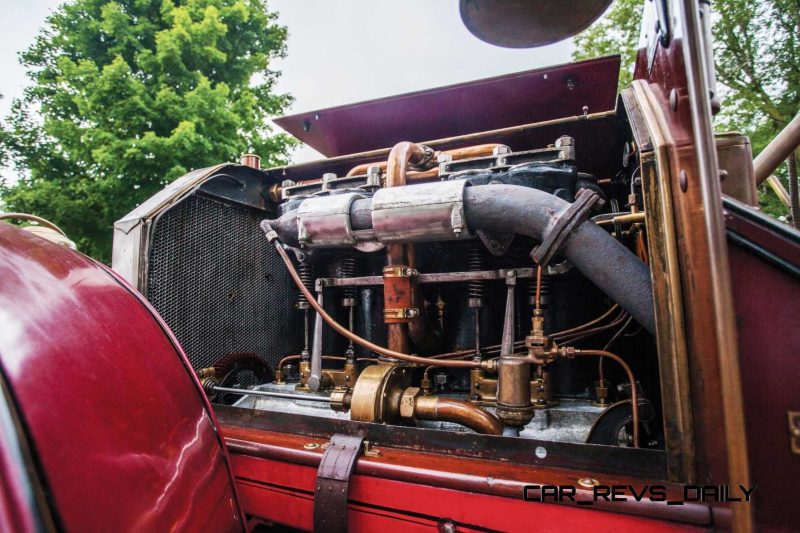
xmin=0 ymin=223 xmax=244 ymax=531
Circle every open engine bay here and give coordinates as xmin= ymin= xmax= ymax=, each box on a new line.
xmin=116 ymin=57 xmax=710 ymax=481
xmin=205 ymin=68 xmax=662 ymax=456
xmin=215 ymin=131 xmax=658 ymax=451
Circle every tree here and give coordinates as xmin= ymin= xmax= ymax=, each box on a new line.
xmin=573 ymin=0 xmax=643 ymax=91
xmin=573 ymin=0 xmax=800 ymax=221
xmin=712 ymin=0 xmax=799 ymax=220
xmin=1 ymin=0 xmax=295 ymax=262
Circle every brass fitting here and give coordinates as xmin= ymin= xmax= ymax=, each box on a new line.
xmin=495 ymin=357 xmax=535 ymax=428
xmin=197 ymin=367 xmax=217 ymax=380
xmin=524 ymin=318 xmax=559 ymax=365
xmin=329 ymin=389 xmax=352 ymax=413
xmin=298 ymin=360 xmax=310 ymax=386
xmin=350 ymin=364 xmax=410 ymax=424
xmin=343 ymin=361 xmax=358 ymax=387
xmin=532 ymin=369 xmax=554 ymax=408
xmin=594 ymin=379 xmax=609 ymax=407
xmin=399 ymin=387 xmax=422 ymax=419
xmin=297 ymin=359 xmax=333 ymax=391
xmin=479 ymin=358 xmax=498 ymax=373
xmin=348 ymin=365 xmax=502 ymax=434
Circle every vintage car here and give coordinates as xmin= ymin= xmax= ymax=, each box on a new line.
xmin=0 ymin=1 xmax=798 ymax=531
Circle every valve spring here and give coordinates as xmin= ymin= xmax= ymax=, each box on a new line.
xmin=526 ymin=275 xmax=551 ymax=304
xmin=297 ymin=262 xmax=314 ymax=305
xmin=467 ymin=245 xmax=487 ymax=299
xmin=338 ymin=254 xmax=357 ymax=299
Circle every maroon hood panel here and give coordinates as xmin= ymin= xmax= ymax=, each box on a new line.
xmin=274 ymin=56 xmax=620 ymax=157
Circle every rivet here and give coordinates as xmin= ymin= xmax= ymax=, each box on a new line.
xmin=578 ymin=477 xmax=600 ymax=488
xmin=303 ymin=442 xmax=319 ymax=450
xmin=679 ymin=170 xmax=688 ymax=192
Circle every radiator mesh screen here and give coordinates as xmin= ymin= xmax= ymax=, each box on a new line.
xmin=146 ymin=193 xmax=299 ymax=377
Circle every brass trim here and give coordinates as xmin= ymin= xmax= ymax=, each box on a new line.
xmin=628 ymin=82 xmax=696 ymax=482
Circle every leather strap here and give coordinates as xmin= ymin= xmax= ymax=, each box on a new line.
xmin=314 ymin=433 xmax=364 ymax=532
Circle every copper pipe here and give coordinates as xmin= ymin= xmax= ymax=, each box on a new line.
xmin=444 ymin=143 xmax=506 ymax=160
xmin=345 ymin=143 xmax=505 ymax=177
xmin=414 ymin=396 xmax=503 ymax=435
xmin=574 ymin=349 xmax=639 ymax=448
xmin=550 ymin=304 xmax=620 ymax=339
xmin=386 ymin=244 xmax=412 ymax=355
xmin=406 ymin=168 xmax=439 ymax=181
xmin=754 ymin=112 xmax=800 ymax=185
xmin=385 ymin=141 xmax=431 ymax=355
xmin=268 ymin=236 xmax=481 ymax=368
xmin=598 ymin=315 xmax=634 ymax=382
xmin=534 ymin=265 xmax=543 ymax=311
xmin=346 ymin=161 xmax=387 ymax=177
xmin=556 ymin=311 xmax=629 ymax=344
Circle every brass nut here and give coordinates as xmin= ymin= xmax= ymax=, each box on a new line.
xmin=399 ymin=387 xmax=421 ymax=419
xmin=329 ymin=389 xmax=350 ymax=412
xmin=363 ymin=441 xmax=381 ymax=457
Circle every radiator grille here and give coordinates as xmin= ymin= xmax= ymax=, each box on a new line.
xmin=146 ymin=193 xmax=299 ymax=379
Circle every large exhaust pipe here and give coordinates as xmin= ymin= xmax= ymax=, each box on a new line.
xmin=268 ymin=182 xmax=655 ymax=334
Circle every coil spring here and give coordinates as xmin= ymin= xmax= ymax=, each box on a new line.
xmin=297 ymin=262 xmax=314 ymax=305
xmin=338 ymin=255 xmax=357 ymax=299
xmin=467 ymin=245 xmax=487 ymax=299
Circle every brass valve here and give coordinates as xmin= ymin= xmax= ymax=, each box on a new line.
xmin=594 ymin=379 xmax=610 ymax=407
xmin=524 ymin=311 xmax=559 ymax=365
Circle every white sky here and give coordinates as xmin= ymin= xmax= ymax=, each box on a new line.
xmin=0 ymin=0 xmax=574 ymax=165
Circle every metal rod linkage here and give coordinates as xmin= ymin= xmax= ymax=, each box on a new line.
xmin=213 ymin=386 xmax=331 ymax=403
xmin=320 ymin=268 xmax=536 ymax=288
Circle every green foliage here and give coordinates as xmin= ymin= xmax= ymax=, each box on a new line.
xmin=573 ymin=0 xmax=643 ymax=91
xmin=574 ymin=0 xmax=799 ymax=221
xmin=712 ymin=0 xmax=799 ymax=220
xmin=1 ymin=0 xmax=295 ymax=262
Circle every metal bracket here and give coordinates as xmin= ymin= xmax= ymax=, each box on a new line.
xmin=532 ymin=188 xmax=605 ymax=267
xmin=314 ymin=433 xmax=365 ymax=532
xmin=383 ymin=307 xmax=419 ymax=320
xmin=382 ymin=265 xmax=418 ymax=278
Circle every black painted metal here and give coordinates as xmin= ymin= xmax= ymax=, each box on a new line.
xmin=215 ymin=405 xmax=666 ymax=480
xmin=146 ymin=193 xmax=300 ymax=379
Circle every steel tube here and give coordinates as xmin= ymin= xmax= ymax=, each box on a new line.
xmin=213 ymin=386 xmax=331 ymax=402
xmin=308 ymin=291 xmax=324 ymax=391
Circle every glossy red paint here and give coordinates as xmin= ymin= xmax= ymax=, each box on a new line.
xmin=275 ymin=56 xmax=620 ymax=157
xmin=231 ymin=453 xmax=706 ymax=533
xmin=0 ymin=380 xmax=46 ymax=533
xmin=221 ymin=423 xmax=712 ymax=531
xmin=0 ymin=224 xmax=244 ymax=531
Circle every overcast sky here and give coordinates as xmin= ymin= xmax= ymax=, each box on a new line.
xmin=0 ymin=0 xmax=574 ymax=165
